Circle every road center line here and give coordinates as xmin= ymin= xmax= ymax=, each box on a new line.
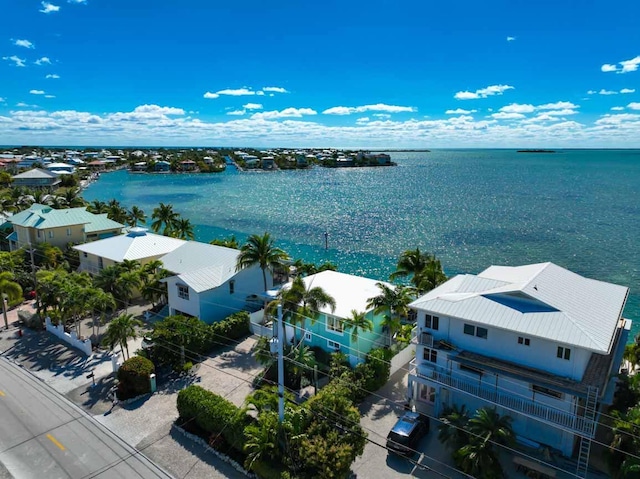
xmin=46 ymin=434 xmax=65 ymax=451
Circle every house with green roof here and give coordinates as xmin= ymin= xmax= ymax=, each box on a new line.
xmin=7 ymin=203 xmax=124 ymax=251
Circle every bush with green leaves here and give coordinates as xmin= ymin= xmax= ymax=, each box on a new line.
xmin=211 ymin=311 xmax=250 ymax=344
xmin=176 ymin=385 xmax=247 ymax=453
xmin=117 ymin=356 xmax=155 ymax=399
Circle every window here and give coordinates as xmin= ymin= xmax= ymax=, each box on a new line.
xmin=425 ymin=314 xmax=439 ymax=330
xmin=557 ymin=346 xmax=571 ymax=360
xmin=48 ymin=231 xmax=54 ymax=239
xmin=464 ymin=324 xmax=488 ymax=339
xmin=66 ymin=228 xmax=72 ymax=236
xmin=98 ymin=257 xmax=103 ymax=270
xmin=518 ymin=336 xmax=531 ymax=346
xmin=423 ymin=348 xmax=437 ymax=363
xmin=178 ymin=284 xmax=189 ymax=300
xmin=83 ymin=252 xmax=88 ymax=258
xmin=532 ymin=385 xmax=563 ymax=400
xmin=419 ymin=385 xmax=436 ymax=404
xmin=229 ymin=280 xmax=235 ymax=294
xmin=327 ymin=316 xmax=343 ymax=333
xmin=37 ymin=230 xmax=41 ymax=238
xmin=327 ymin=340 xmax=340 ymax=351
xmin=304 ymin=331 xmax=312 ymax=342
xmin=407 ymin=309 xmax=417 ymax=322
xmin=460 ymin=364 xmax=483 ymax=375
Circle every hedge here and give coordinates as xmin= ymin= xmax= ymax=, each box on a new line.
xmin=211 ymin=311 xmax=250 ymax=345
xmin=177 ymin=385 xmax=247 ymax=453
xmin=117 ymin=356 xmax=155 ymax=399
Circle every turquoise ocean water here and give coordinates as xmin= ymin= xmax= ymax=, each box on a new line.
xmin=83 ymin=149 xmax=640 ymax=338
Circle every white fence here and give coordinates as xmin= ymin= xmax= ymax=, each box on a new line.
xmin=249 ymin=310 xmax=273 ymax=338
xmin=45 ymin=317 xmax=92 ymax=355
xmin=390 ymin=343 xmax=414 ymax=376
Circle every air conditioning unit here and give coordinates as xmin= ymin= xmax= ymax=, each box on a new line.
xmin=421 ymin=332 xmax=434 ymax=348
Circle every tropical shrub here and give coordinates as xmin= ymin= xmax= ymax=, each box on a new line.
xmin=117 ymin=356 xmax=155 ymax=399
xmin=176 ymin=385 xmax=247 ymax=453
xmin=211 ymin=311 xmax=250 ymax=343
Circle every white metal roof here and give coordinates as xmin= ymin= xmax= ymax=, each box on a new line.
xmin=73 ymin=228 xmax=186 ymax=262
xmin=280 ymin=270 xmax=392 ymax=319
xmin=410 ymin=262 xmax=629 ymax=353
xmin=159 ymin=241 xmax=241 ymax=293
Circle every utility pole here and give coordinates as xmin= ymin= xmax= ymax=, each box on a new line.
xmin=277 ymin=303 xmax=285 ymax=423
xmin=27 ymin=244 xmax=39 ymax=315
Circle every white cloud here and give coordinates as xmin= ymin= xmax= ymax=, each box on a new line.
xmin=13 ymin=39 xmax=35 ymax=49
xmin=454 ymin=84 xmax=514 ymax=100
xmin=491 ymin=112 xmax=525 ymax=120
xmin=537 ymin=101 xmax=579 ymax=110
xmin=595 ymin=113 xmax=640 ymax=125
xmin=0 ymin=97 xmax=5 ymax=103
xmin=620 ymin=88 xmax=635 ymax=94
xmin=204 ymin=87 xmax=262 ymax=99
xmin=3 ymin=55 xmax=26 ymax=67
xmin=35 ymin=57 xmax=52 ymax=65
xmin=602 ymin=55 xmax=640 ymax=74
xmin=620 ymin=56 xmax=640 ymax=74
xmin=256 ymin=91 xmax=265 ymax=96
xmin=372 ymin=113 xmax=391 ymax=119
xmin=628 ymin=102 xmax=640 ymax=110
xmin=227 ymin=109 xmax=246 ymax=116
xmin=356 ymin=117 xmax=370 ymax=124
xmin=599 ymin=89 xmax=617 ymax=95
xmin=611 ymin=106 xmax=625 ymax=111
xmin=46 ymin=74 xmax=60 ymax=79
xmin=499 ymin=103 xmax=535 ymax=113
xmin=506 ymin=36 xmax=516 ymax=42
xmin=16 ymin=102 xmax=31 ymax=107
xmin=322 ymin=103 xmax=415 ymax=115
xmin=262 ymin=87 xmax=288 ymax=93
xmin=40 ymin=1 xmax=60 ymax=13
xmin=68 ymin=0 xmax=87 ymax=3
xmin=544 ymin=109 xmax=578 ymax=116
xmin=133 ymin=104 xmax=185 ymax=115
xmin=251 ymin=107 xmax=317 ymax=120
xmin=243 ymin=103 xmax=263 ymax=110
xmin=587 ymin=90 xmax=597 ymax=95
xmin=30 ymin=90 xmax=45 ymax=95
xmin=445 ymin=108 xmax=476 ymax=114
xmin=44 ymin=95 xmax=55 ymax=98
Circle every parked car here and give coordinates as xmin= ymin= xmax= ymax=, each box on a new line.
xmin=386 ymin=411 xmax=429 ymax=456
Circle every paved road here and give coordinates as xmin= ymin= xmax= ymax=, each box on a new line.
xmin=0 ymin=357 xmax=173 ymax=479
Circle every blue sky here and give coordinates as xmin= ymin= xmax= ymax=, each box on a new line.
xmin=1 ymin=0 xmax=639 ymax=147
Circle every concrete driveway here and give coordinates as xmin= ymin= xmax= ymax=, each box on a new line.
xmin=352 ymin=367 xmax=468 ymax=479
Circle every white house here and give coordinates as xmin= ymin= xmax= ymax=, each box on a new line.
xmin=73 ymin=227 xmax=186 ymax=274
xmin=407 ymin=262 xmax=630 ymax=473
xmin=159 ymin=241 xmax=269 ymax=324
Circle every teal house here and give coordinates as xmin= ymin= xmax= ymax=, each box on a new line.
xmin=278 ymin=270 xmax=391 ymax=366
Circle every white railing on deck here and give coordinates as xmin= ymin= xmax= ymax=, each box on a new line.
xmin=409 ymin=360 xmax=594 ymax=436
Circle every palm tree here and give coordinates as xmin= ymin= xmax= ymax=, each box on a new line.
xmin=279 ymin=276 xmax=336 ymax=343
xmin=106 ymin=199 xmax=128 ymax=224
xmin=88 ymin=199 xmax=108 ymax=214
xmin=210 ymin=235 xmax=239 ymax=249
xmin=0 ymin=272 xmax=23 ymax=329
xmin=454 ymin=407 xmax=515 ymax=479
xmin=116 ymin=270 xmax=141 ymax=312
xmin=367 ymin=283 xmax=415 ymax=346
xmin=244 ymin=412 xmax=280 ymax=472
xmin=343 ymin=309 xmax=373 ymax=362
xmin=607 ymin=407 xmax=640 ymax=478
xmin=236 ymin=232 xmax=290 ymax=292
xmin=62 ymin=188 xmax=85 ymax=208
xmin=624 ymin=335 xmax=640 ymax=372
xmin=414 ymin=258 xmax=448 ymax=294
xmin=127 ymin=206 xmax=146 ymax=227
xmin=90 ymin=289 xmax=116 ymax=337
xmin=150 ymin=202 xmax=179 ymax=235
xmin=93 ymin=265 xmax=122 ymax=298
xmin=288 ymin=343 xmax=316 ymax=386
xmin=438 ymin=404 xmax=470 ymax=451
xmin=389 ymin=248 xmax=433 ymax=283
xmin=173 ymin=218 xmax=195 ymax=240
xmin=102 ymin=313 xmax=142 ymax=359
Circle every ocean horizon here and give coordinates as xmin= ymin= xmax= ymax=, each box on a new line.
xmin=83 ymin=149 xmax=640 ymax=340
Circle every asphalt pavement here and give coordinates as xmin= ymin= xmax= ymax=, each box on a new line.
xmin=0 ymin=357 xmax=173 ymax=479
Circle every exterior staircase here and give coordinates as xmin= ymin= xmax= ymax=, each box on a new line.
xmin=575 ymin=386 xmax=598 ymax=478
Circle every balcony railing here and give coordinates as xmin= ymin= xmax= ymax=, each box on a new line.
xmin=410 ymin=360 xmax=595 ymax=436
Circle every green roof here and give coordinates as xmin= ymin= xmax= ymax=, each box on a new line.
xmin=9 ymin=204 xmax=124 ymax=231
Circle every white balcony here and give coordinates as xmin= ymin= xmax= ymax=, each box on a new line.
xmin=409 ymin=359 xmax=595 ymax=436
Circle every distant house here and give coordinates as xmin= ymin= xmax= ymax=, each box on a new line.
xmin=180 ymin=160 xmax=197 ymax=171
xmin=86 ymin=160 xmax=106 ymax=170
xmin=45 ymin=162 xmax=76 ymax=174
xmin=7 ymin=203 xmax=124 ymax=251
xmin=160 ymin=241 xmax=269 ymax=324
xmin=261 ymin=156 xmax=275 ymax=169
xmin=243 ymin=155 xmax=260 ymax=168
xmin=274 ymin=271 xmax=390 ymax=365
xmin=11 ymin=168 xmax=61 ymax=189
xmin=131 ymin=161 xmax=147 ymax=172
xmin=407 ymin=262 xmax=631 ymax=464
xmin=73 ymin=227 xmax=186 ymax=274
xmin=154 ymin=160 xmax=171 ymax=172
